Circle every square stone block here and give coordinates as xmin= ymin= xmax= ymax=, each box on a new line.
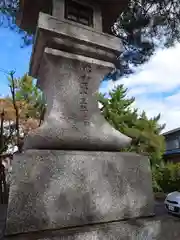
xmin=5 ymin=150 xmax=154 ymax=235
xmin=5 ymin=216 xmax=180 ymax=240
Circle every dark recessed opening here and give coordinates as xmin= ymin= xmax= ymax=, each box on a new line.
xmin=65 ymin=0 xmax=93 ymax=27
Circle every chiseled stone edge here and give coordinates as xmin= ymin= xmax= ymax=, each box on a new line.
xmin=6 ymin=151 xmax=154 ymax=235
xmin=5 ymin=216 xmax=180 ymax=240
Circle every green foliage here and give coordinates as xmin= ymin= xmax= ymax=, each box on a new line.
xmin=0 ymin=72 xmax=46 ymax=153
xmin=9 ymin=73 xmax=46 ymax=120
xmin=0 ymin=0 xmax=18 ymax=16
xmin=0 ymin=0 xmax=33 ymax=46
xmin=113 ymin=0 xmax=180 ymax=78
xmin=152 ymin=163 xmax=180 ymax=193
xmin=98 ymin=85 xmax=165 ymax=165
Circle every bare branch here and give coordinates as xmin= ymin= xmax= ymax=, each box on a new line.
xmin=8 ymin=71 xmax=21 ymax=152
xmin=0 ymin=109 xmax=5 ymax=154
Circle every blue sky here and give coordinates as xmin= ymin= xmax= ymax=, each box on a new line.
xmin=97 ymin=44 xmax=180 ymax=132
xmin=0 ymin=27 xmax=32 ymax=96
xmin=0 ymin=26 xmax=108 ymax=95
xmin=1 ymin=23 xmax=180 ymax=132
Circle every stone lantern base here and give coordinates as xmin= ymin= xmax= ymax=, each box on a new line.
xmin=5 ymin=217 xmax=180 ymax=240
xmin=5 ymin=150 xmax=154 ymax=238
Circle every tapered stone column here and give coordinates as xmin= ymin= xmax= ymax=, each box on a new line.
xmin=24 ymin=47 xmax=131 ymax=151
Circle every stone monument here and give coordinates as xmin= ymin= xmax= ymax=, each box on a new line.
xmin=4 ymin=0 xmax=172 ymax=239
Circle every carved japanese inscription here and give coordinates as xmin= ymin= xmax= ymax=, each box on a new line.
xmin=79 ymin=74 xmax=89 ymax=126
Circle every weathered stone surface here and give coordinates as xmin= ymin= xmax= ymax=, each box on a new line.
xmin=0 ymin=205 xmax=7 ymax=239
xmin=6 ymin=150 xmax=154 ymax=235
xmin=5 ymin=216 xmax=180 ymax=240
xmin=30 ymin=12 xmax=123 ymax=78
xmin=52 ymin=0 xmax=103 ymax=32
xmin=24 ymin=48 xmax=131 ymax=151
xmin=24 ymin=12 xmax=131 ymax=151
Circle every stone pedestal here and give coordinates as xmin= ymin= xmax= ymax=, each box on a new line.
xmin=5 ymin=216 xmax=180 ymax=240
xmin=5 ymin=150 xmax=154 ymax=236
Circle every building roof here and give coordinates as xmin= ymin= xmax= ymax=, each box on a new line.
xmin=162 ymin=127 xmax=180 ymax=136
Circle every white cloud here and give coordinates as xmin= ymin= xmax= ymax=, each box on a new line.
xmin=100 ymin=43 xmax=180 ymax=133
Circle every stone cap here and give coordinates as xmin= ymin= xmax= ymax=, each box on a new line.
xmin=29 ymin=13 xmax=123 ymax=78
xmin=16 ymin=0 xmax=128 ymax=34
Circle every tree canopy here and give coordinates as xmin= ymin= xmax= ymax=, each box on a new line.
xmin=112 ymin=0 xmax=180 ymax=78
xmin=98 ymin=85 xmax=165 ymax=165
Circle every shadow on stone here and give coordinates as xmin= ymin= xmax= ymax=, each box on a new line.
xmin=6 ymin=150 xmax=154 ymax=239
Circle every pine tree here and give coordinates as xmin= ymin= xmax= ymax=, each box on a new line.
xmin=98 ymin=85 xmax=165 ymax=165
xmin=14 ymin=73 xmax=45 ymax=121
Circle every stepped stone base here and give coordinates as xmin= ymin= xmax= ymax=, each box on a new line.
xmin=4 ymin=216 xmax=180 ymax=240
xmin=5 ymin=150 xmax=154 ymax=236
